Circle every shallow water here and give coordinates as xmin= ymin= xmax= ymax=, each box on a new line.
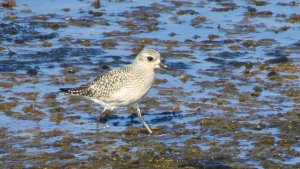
xmin=0 ymin=0 xmax=300 ymax=168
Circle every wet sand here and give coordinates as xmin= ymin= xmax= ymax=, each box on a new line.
xmin=0 ymin=0 xmax=299 ymax=168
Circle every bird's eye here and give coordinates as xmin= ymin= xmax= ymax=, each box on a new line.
xmin=147 ymin=56 xmax=153 ymax=61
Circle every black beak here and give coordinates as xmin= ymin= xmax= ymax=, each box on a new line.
xmin=159 ymin=62 xmax=171 ymax=70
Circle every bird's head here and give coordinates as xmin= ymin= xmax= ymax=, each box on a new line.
xmin=135 ymin=49 xmax=170 ymax=70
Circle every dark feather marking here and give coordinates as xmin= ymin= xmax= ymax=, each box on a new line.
xmin=59 ymin=85 xmax=93 ymax=97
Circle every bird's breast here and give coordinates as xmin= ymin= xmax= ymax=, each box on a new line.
xmin=112 ymin=70 xmax=155 ymax=105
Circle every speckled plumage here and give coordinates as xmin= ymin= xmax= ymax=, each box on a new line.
xmin=60 ymin=49 xmax=169 ymax=134
xmin=61 ymin=64 xmax=154 ymax=107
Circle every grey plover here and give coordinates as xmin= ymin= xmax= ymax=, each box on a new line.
xmin=59 ymin=49 xmax=170 ymax=134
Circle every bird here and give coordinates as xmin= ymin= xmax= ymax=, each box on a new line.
xmin=59 ymin=49 xmax=170 ymax=134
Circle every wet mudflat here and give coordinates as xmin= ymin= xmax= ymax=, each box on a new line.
xmin=0 ymin=0 xmax=299 ymax=168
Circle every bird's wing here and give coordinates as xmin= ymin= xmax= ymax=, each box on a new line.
xmin=87 ymin=66 xmax=132 ymax=98
xmin=59 ymin=65 xmax=137 ymax=103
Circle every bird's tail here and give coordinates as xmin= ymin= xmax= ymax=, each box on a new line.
xmin=59 ymin=86 xmax=92 ymax=96
xmin=59 ymin=88 xmax=71 ymax=93
xmin=59 ymin=88 xmax=76 ymax=95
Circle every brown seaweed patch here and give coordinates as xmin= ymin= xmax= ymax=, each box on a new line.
xmin=22 ymin=104 xmax=46 ymax=121
xmin=16 ymin=92 xmax=38 ymax=101
xmin=1 ymin=0 xmax=16 ymax=8
xmin=137 ymin=38 xmax=154 ymax=45
xmin=76 ymin=39 xmax=92 ymax=47
xmin=42 ymin=41 xmax=52 ymax=47
xmin=277 ymin=1 xmax=297 ymax=6
xmin=208 ymin=34 xmax=220 ymax=41
xmin=246 ymin=7 xmax=273 ymax=17
xmin=30 ymin=15 xmax=50 ymax=21
xmin=91 ymin=0 xmax=100 ymax=9
xmin=287 ymin=14 xmax=300 ymax=23
xmin=269 ymin=26 xmax=290 ymax=33
xmin=242 ymin=40 xmax=256 ymax=49
xmin=0 ymin=102 xmax=17 ymax=111
xmin=95 ymin=19 xmax=109 ymax=26
xmin=52 ymin=135 xmax=81 ymax=147
xmin=88 ymin=10 xmax=104 ymax=17
xmin=58 ymin=36 xmax=73 ymax=42
xmin=255 ymin=136 xmax=274 ymax=146
xmin=256 ymin=39 xmax=276 ymax=46
xmin=228 ymin=45 xmax=241 ymax=51
xmin=145 ymin=25 xmax=160 ymax=32
xmin=211 ymin=2 xmax=238 ymax=12
xmin=49 ymin=107 xmax=65 ymax=124
xmin=162 ymin=40 xmax=179 ymax=48
xmin=279 ymin=89 xmax=300 ymax=97
xmin=191 ymin=16 xmax=207 ymax=27
xmin=244 ymin=122 xmax=266 ymax=131
xmin=67 ymin=18 xmax=93 ymax=27
xmin=0 ymin=82 xmax=13 ymax=88
xmin=62 ymin=8 xmax=70 ymax=12
xmin=5 ymin=15 xmax=16 ymax=20
xmin=103 ymin=30 xmax=131 ymax=37
xmin=38 ymin=22 xmax=68 ymax=30
xmin=176 ymin=9 xmax=198 ymax=15
xmin=252 ymin=0 xmax=268 ymax=6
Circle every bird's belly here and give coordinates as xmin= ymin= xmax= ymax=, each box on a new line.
xmin=111 ymin=83 xmax=152 ymax=106
xmin=87 ymin=86 xmax=150 ymax=107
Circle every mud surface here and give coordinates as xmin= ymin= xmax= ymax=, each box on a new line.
xmin=0 ymin=0 xmax=299 ymax=168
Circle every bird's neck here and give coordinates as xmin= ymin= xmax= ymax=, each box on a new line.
xmin=132 ymin=62 xmax=154 ymax=72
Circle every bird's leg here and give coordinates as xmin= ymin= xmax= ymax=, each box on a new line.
xmin=135 ymin=104 xmax=152 ymax=134
xmin=96 ymin=107 xmax=107 ymax=128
